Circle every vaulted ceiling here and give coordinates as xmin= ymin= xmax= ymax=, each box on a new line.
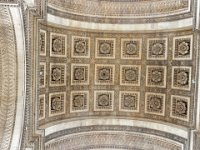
xmin=0 ymin=0 xmax=200 ymax=150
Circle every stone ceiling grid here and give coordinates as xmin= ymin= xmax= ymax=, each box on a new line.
xmin=38 ymin=24 xmax=196 ymax=132
xmin=0 ymin=0 xmax=196 ymax=149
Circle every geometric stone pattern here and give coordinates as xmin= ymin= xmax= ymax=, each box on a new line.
xmin=39 ymin=26 xmax=195 ymax=128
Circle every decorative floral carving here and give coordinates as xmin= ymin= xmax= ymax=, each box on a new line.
xmin=147 ymin=66 xmax=166 ymax=88
xmin=73 ymin=95 xmax=84 ymax=107
xmin=74 ymin=68 xmax=85 ymax=80
xmin=151 ymin=43 xmax=164 ymax=55
xmin=176 ymin=101 xmax=187 ymax=115
xmin=124 ymin=95 xmax=135 ymax=107
xmin=99 ymin=42 xmax=111 ymax=54
xmin=178 ymin=41 xmax=189 ymax=55
xmin=173 ymin=36 xmax=192 ymax=60
xmin=171 ymin=95 xmax=190 ymax=121
xmin=75 ymin=41 xmax=86 ymax=53
xmin=50 ymin=33 xmax=66 ymax=56
xmin=151 ymin=70 xmax=162 ymax=83
xmin=126 ymin=43 xmax=137 ymax=55
xmin=98 ymin=94 xmax=109 ymax=106
xmin=121 ymin=39 xmax=141 ymax=59
xmin=119 ymin=92 xmax=139 ymax=112
xmin=52 ymin=38 xmax=62 ymax=52
xmin=52 ymin=68 xmax=61 ymax=81
xmin=71 ymin=64 xmax=89 ymax=85
xmin=125 ymin=69 xmax=137 ymax=81
xmin=172 ymin=67 xmax=191 ymax=90
xmin=95 ymin=65 xmax=114 ymax=85
xmin=71 ymin=91 xmax=88 ymax=112
xmin=147 ymin=39 xmax=167 ymax=60
xmin=94 ymin=91 xmax=114 ymax=111
xmin=50 ymin=64 xmax=66 ymax=86
xmin=96 ymin=39 xmax=115 ymax=58
xmin=177 ymin=71 xmax=188 ymax=85
xmin=49 ymin=92 xmax=65 ymax=116
xmin=149 ymin=96 xmax=162 ymax=110
xmin=51 ymin=97 xmax=62 ymax=111
xmin=145 ymin=93 xmax=165 ymax=115
xmin=99 ymin=68 xmax=110 ymax=80
xmin=72 ymin=36 xmax=90 ymax=58
xmin=121 ymin=65 xmax=140 ymax=86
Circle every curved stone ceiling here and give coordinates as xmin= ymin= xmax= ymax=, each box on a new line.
xmin=38 ymin=25 xmax=196 ymax=129
xmin=0 ymin=0 xmax=199 ymax=150
xmin=47 ymin=0 xmax=192 ymax=23
xmin=0 ymin=6 xmax=17 ymax=150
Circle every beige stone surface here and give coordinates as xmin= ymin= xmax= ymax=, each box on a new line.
xmin=0 ymin=0 xmax=200 ymax=150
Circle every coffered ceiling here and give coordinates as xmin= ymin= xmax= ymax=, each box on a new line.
xmin=0 ymin=0 xmax=200 ymax=150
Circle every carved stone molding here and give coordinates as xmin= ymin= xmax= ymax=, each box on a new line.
xmin=45 ymin=126 xmax=186 ymax=150
xmin=0 ymin=6 xmax=17 ymax=150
